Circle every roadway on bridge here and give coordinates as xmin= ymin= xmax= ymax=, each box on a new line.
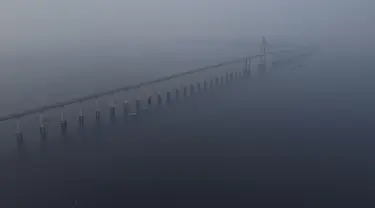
xmin=2 ymin=52 xmax=375 ymax=207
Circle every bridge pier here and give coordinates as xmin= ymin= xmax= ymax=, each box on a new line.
xmin=109 ymin=97 xmax=116 ymax=121
xmin=158 ymin=93 xmax=162 ymax=106
xmin=95 ymin=109 xmax=101 ymax=122
xmin=60 ymin=120 xmax=67 ymax=135
xmin=244 ymin=59 xmax=251 ymax=76
xmin=60 ymin=109 xmax=67 ymax=135
xmin=184 ymin=87 xmax=188 ymax=99
xmin=15 ymin=120 xmax=23 ymax=146
xmin=136 ymin=99 xmax=141 ymax=115
xmin=94 ymin=99 xmax=101 ymax=122
xmin=39 ymin=125 xmax=46 ymax=139
xmin=175 ymin=89 xmax=180 ymax=100
xmin=39 ymin=113 xmax=47 ymax=139
xmin=78 ymin=106 xmax=84 ymax=126
xmin=123 ymin=100 xmax=129 ymax=116
xmin=166 ymin=92 xmax=171 ymax=104
xmin=110 ymin=105 xmax=116 ymax=120
xmin=190 ymin=84 xmax=195 ymax=96
xmin=147 ymin=96 xmax=152 ymax=110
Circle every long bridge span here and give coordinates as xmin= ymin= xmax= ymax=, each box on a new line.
xmin=3 ymin=39 xmax=374 ymax=207
xmin=0 ymin=37 xmax=310 ymax=152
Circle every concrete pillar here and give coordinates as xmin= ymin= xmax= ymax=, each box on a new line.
xmin=95 ymin=99 xmax=101 ymax=122
xmin=15 ymin=120 xmax=23 ymax=146
xmin=109 ymin=105 xmax=116 ymax=120
xmin=190 ymin=84 xmax=195 ymax=96
xmin=247 ymin=59 xmax=251 ymax=76
xmin=166 ymin=91 xmax=171 ymax=103
xmin=158 ymin=93 xmax=162 ymax=105
xmin=78 ymin=105 xmax=84 ymax=126
xmin=123 ymin=100 xmax=129 ymax=115
xmin=39 ymin=113 xmax=47 ymax=139
xmin=136 ymin=99 xmax=141 ymax=115
xmin=109 ymin=96 xmax=116 ymax=120
xmin=175 ymin=89 xmax=180 ymax=100
xmin=244 ymin=59 xmax=251 ymax=76
xmin=204 ymin=80 xmax=208 ymax=91
xmin=184 ymin=87 xmax=188 ymax=99
xmin=60 ymin=108 xmax=67 ymax=135
xmin=95 ymin=109 xmax=101 ymax=122
xmin=147 ymin=96 xmax=152 ymax=109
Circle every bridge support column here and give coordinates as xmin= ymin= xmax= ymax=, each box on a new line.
xmin=166 ymin=92 xmax=171 ymax=104
xmin=215 ymin=77 xmax=219 ymax=86
xmin=61 ymin=122 xmax=67 ymax=135
xmin=123 ymin=100 xmax=129 ymax=116
xmin=158 ymin=93 xmax=162 ymax=106
xmin=95 ymin=99 xmax=100 ymax=122
xmin=15 ymin=120 xmax=23 ymax=146
xmin=60 ymin=110 xmax=67 ymax=135
xmin=175 ymin=89 xmax=180 ymax=100
xmin=244 ymin=59 xmax=251 ymax=76
xmin=109 ymin=97 xmax=116 ymax=120
xmin=183 ymin=87 xmax=188 ymax=99
xmin=190 ymin=84 xmax=195 ymax=96
xmin=147 ymin=96 xmax=152 ymax=109
xmin=210 ymin=79 xmax=214 ymax=89
xmin=248 ymin=62 xmax=252 ymax=76
xmin=39 ymin=113 xmax=47 ymax=139
xmin=110 ymin=105 xmax=116 ymax=120
xmin=78 ymin=106 xmax=84 ymax=126
xmin=95 ymin=109 xmax=101 ymax=122
xmin=196 ymin=82 xmax=201 ymax=92
xmin=204 ymin=80 xmax=208 ymax=91
xmin=136 ymin=99 xmax=141 ymax=115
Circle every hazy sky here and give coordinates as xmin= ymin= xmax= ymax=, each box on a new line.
xmin=1 ymin=0 xmax=374 ymax=53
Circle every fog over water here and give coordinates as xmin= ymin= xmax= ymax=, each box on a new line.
xmin=1 ymin=1 xmax=375 ymax=207
xmin=0 ymin=0 xmax=374 ymax=114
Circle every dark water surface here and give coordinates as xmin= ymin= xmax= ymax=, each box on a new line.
xmin=1 ymin=50 xmax=375 ymax=207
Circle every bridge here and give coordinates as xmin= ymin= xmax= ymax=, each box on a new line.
xmin=7 ymin=38 xmax=375 ymax=207
xmin=0 ymin=37 xmax=310 ymax=151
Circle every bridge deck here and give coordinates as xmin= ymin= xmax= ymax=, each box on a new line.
xmin=1 ymin=53 xmax=375 ymax=207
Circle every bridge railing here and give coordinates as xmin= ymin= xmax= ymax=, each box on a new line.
xmin=0 ymin=48 xmax=303 ymax=150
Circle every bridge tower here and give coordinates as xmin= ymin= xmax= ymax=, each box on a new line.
xmin=258 ymin=36 xmax=268 ymax=75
